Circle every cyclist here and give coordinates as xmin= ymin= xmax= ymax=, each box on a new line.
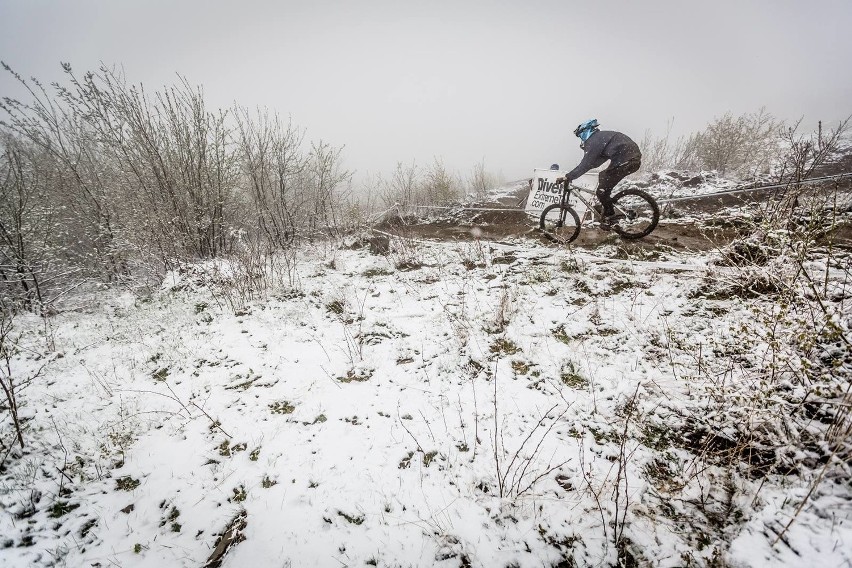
xmin=556 ymin=119 xmax=642 ymax=224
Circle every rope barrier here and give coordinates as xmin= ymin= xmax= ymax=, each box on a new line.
xmin=365 ymin=203 xmax=400 ymax=224
xmin=655 ymin=171 xmax=852 ymax=205
xmin=402 ymin=204 xmax=526 ymax=213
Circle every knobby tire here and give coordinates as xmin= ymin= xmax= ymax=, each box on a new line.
xmin=539 ymin=204 xmax=581 ymax=245
xmin=609 ymin=188 xmax=660 ymax=240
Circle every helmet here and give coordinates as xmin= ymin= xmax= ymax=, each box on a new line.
xmin=550 ymin=163 xmax=560 ymax=170
xmin=574 ymin=119 xmax=599 ymax=142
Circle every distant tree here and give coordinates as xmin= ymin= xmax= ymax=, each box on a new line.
xmin=1 ymin=62 xmax=127 ymax=278
xmin=639 ymin=108 xmax=783 ymax=179
xmin=467 ymin=158 xmax=497 ymax=202
xmin=421 ymin=157 xmax=460 ymax=205
xmin=379 ymin=160 xmax=420 ymax=207
xmin=695 ymin=108 xmax=781 ymax=177
xmin=300 ymin=140 xmax=352 ymax=236
xmin=0 ymin=137 xmax=48 ymax=308
xmin=235 ymin=108 xmax=307 ymax=248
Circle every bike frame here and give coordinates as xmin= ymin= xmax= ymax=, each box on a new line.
xmin=541 ymin=181 xmax=660 ymax=243
xmin=558 ymin=183 xmax=601 ymax=224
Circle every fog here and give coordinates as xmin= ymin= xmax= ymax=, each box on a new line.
xmin=2 ymin=0 xmax=850 ymax=182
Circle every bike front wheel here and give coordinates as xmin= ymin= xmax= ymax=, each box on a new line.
xmin=610 ymin=188 xmax=660 ymax=240
xmin=539 ymin=204 xmax=581 ymax=245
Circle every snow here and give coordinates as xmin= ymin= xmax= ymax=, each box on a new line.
xmin=1 ymin=232 xmax=850 ymax=567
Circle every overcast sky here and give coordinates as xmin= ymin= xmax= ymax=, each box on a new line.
xmin=2 ymin=0 xmax=851 ymax=182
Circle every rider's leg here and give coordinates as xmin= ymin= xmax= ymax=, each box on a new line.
xmin=597 ymin=159 xmax=641 ymax=216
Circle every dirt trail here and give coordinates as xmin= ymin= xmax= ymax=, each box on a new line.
xmin=375 ymin=183 xmax=852 ymax=252
xmin=377 ymin=196 xmax=745 ymax=253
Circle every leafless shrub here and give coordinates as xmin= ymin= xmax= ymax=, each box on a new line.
xmin=639 ymin=119 xmax=701 ymax=174
xmin=323 ymin=288 xmax=372 ymax=382
xmin=467 ymin=158 xmax=499 ymax=202
xmin=234 ymin=107 xmax=307 ymax=248
xmin=490 ymin=361 xmax=571 ymax=499
xmin=1 ymin=63 xmax=130 ymax=281
xmin=422 ymin=157 xmax=461 ymax=206
xmin=640 ymin=108 xmax=783 ymax=179
xmin=207 ymin=241 xmax=269 ymax=313
xmin=386 ymin=233 xmax=424 ymax=270
xmin=575 ymin=386 xmax=643 ymax=564
xmin=765 ymin=117 xmax=851 ymax=225
xmin=379 ymin=160 xmax=420 ymax=207
xmin=684 ymin=141 xmax=852 ymax=546
xmin=441 ymin=286 xmax=472 ymax=348
xmin=489 ymin=285 xmax=517 ymax=334
xmin=0 ymin=62 xmax=365 ymax=302
xmin=696 ymin=108 xmax=781 ymax=178
xmin=0 ymin=309 xmax=52 ymax=455
xmin=301 ymin=141 xmax=353 ymax=238
xmin=0 ymin=137 xmax=49 ymax=309
xmin=456 ymin=240 xmax=490 ymax=270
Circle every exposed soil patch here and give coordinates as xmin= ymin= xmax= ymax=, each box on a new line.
xmin=375 ymin=181 xmax=850 ymax=252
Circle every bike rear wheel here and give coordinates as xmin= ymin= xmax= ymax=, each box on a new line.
xmin=610 ymin=188 xmax=660 ymax=240
xmin=539 ymin=204 xmax=581 ymax=244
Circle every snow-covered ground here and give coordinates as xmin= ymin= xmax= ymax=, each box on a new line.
xmin=1 ymin=232 xmax=850 ymax=567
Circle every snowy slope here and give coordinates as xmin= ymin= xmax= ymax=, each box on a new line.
xmin=1 ymin=238 xmax=850 ymax=567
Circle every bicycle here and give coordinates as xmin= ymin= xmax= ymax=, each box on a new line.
xmin=539 ymin=181 xmax=660 ymax=244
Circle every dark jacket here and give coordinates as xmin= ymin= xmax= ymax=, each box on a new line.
xmin=565 ymin=130 xmax=642 ymax=181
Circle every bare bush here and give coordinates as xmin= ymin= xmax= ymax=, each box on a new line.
xmin=490 ymin=366 xmax=570 ymax=499
xmin=379 ymin=160 xmax=420 ymax=207
xmin=49 ymin=65 xmax=241 ymax=262
xmin=0 ymin=62 xmax=363 ymax=300
xmin=301 ymin=141 xmax=353 ymax=237
xmin=0 ymin=308 xmax=24 ymax=451
xmin=422 ymin=157 xmax=461 ymax=205
xmin=640 ymin=108 xmax=783 ymax=179
xmin=234 ymin=107 xmax=307 ymax=247
xmin=639 ymin=119 xmax=701 ymax=174
xmin=1 ymin=63 xmax=128 ymax=280
xmin=767 ymin=117 xmax=851 ymax=223
xmin=386 ymin=233 xmax=424 ymax=270
xmin=696 ymin=108 xmax=781 ymax=177
xmin=0 ymin=137 xmax=48 ymax=309
xmin=686 ymin=125 xmax=852 ymax=541
xmin=0 ymin=309 xmax=51 ymax=454
xmin=467 ymin=158 xmax=498 ymax=202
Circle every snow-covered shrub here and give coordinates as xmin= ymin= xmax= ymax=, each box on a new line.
xmin=640 ymin=109 xmax=783 ymax=179
xmin=679 ymin=182 xmax=852 ymax=547
xmin=386 ymin=234 xmax=424 ymax=271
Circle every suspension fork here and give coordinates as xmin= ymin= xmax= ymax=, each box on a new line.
xmin=559 ymin=183 xmax=572 ymax=223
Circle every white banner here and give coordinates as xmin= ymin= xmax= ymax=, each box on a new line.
xmin=524 ymin=169 xmax=563 ymax=214
xmin=524 ymin=165 xmax=607 ymax=216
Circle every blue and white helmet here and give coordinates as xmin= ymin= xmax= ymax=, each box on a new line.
xmin=574 ymin=119 xmax=599 ymax=142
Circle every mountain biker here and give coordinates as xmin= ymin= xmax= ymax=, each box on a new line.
xmin=555 ymin=119 xmax=642 ymax=222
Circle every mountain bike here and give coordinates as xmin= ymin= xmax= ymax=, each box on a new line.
xmin=539 ymin=181 xmax=660 ymax=244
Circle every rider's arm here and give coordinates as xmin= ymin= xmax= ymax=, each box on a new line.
xmin=564 ymin=135 xmax=608 ymax=182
